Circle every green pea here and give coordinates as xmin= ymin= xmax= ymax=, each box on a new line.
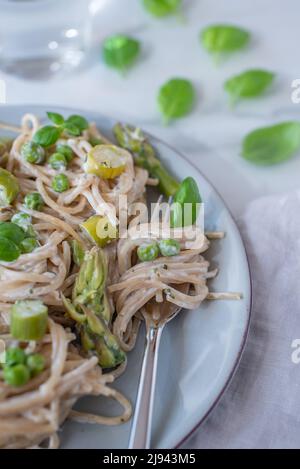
xmin=11 ymin=212 xmax=32 ymax=232
xmin=137 ymin=242 xmax=159 ymax=262
xmin=3 ymin=364 xmax=30 ymax=387
xmin=20 ymin=237 xmax=38 ymax=254
xmin=26 ymin=353 xmax=45 ymax=376
xmin=0 ymin=236 xmax=20 ymax=262
xmin=5 ymin=347 xmax=26 ymax=367
xmin=24 ymin=192 xmax=44 ymax=211
xmin=52 ymin=174 xmax=69 ymax=193
xmin=159 ymin=239 xmax=180 ymax=257
xmin=48 ymin=152 xmax=67 ymax=170
xmin=21 ymin=141 xmax=45 ymax=164
xmin=11 ymin=215 xmax=36 ymax=238
xmin=0 ymin=222 xmax=25 ymax=245
xmin=0 ymin=168 xmax=20 ymax=208
xmin=56 ymin=144 xmax=74 ymax=162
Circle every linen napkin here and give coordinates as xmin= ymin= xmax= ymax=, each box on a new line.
xmin=184 ymin=190 xmax=300 ymax=449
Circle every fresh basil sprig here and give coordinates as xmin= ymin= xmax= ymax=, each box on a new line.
xmin=33 ymin=126 xmax=61 ymax=147
xmin=102 ymin=35 xmax=140 ymax=73
xmin=201 ymin=24 xmax=250 ymax=61
xmin=46 ymin=112 xmax=65 ymax=126
xmin=65 ymin=115 xmax=89 ymax=133
xmin=241 ymin=122 xmax=300 ymax=165
xmin=142 ymin=0 xmax=182 ymax=17
xmin=33 ymin=113 xmax=89 ymax=147
xmin=224 ymin=69 xmax=275 ymax=105
xmin=157 ymin=78 xmax=195 ymax=124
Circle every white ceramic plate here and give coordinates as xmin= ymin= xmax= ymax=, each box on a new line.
xmin=0 ymin=105 xmax=251 ymax=449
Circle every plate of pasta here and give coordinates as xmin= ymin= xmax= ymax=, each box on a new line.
xmin=0 ymin=105 xmax=251 ymax=449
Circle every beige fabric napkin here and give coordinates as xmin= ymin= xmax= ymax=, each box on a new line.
xmin=184 ymin=191 xmax=300 ymax=449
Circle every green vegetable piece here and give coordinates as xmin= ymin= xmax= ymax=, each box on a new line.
xmin=0 ymin=222 xmax=25 ymax=245
xmin=83 ymin=306 xmax=126 ymax=368
xmin=171 ymin=176 xmax=202 ymax=227
xmin=137 ymin=242 xmax=159 ymax=262
xmin=11 ymin=212 xmax=32 ymax=233
xmin=3 ymin=364 xmax=30 ymax=387
xmin=5 ymin=347 xmax=26 ymax=367
xmin=62 ymin=295 xmax=86 ymax=323
xmin=94 ymin=333 xmax=126 ymax=369
xmin=47 ymin=112 xmax=65 ymax=126
xmin=48 ymin=152 xmax=67 ymax=170
xmin=20 ymin=237 xmax=38 ymax=254
xmin=103 ymin=35 xmax=140 ymax=73
xmin=56 ymin=144 xmax=73 ymax=162
xmin=71 ymin=240 xmax=85 ymax=267
xmin=0 ymin=236 xmax=20 ymax=262
xmin=21 ymin=141 xmax=45 ymax=164
xmin=159 ymin=238 xmax=180 ymax=256
xmin=152 ymin=163 xmax=180 ymax=197
xmin=142 ymin=0 xmax=181 ymax=17
xmin=201 ymin=24 xmax=250 ymax=59
xmin=73 ymin=248 xmax=107 ymax=304
xmin=0 ymin=168 xmax=20 ymax=207
xmin=33 ymin=125 xmax=62 ymax=148
xmin=158 ymin=78 xmax=195 ymax=124
xmin=241 ymin=121 xmax=300 ymax=165
xmin=52 ymin=174 xmax=70 ymax=193
xmin=113 ymin=123 xmax=145 ymax=153
xmin=10 ymin=300 xmax=48 ymax=341
xmin=113 ymin=123 xmax=179 ymax=196
xmin=65 ymin=115 xmax=89 ymax=133
xmin=63 ymin=247 xmax=126 ymax=369
xmin=24 ymin=192 xmax=44 ymax=211
xmin=26 ymin=353 xmax=45 ymax=376
xmin=89 ymin=137 xmax=104 ymax=147
xmin=224 ymin=69 xmax=275 ymax=105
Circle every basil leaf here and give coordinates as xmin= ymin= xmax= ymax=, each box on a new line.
xmin=65 ymin=115 xmax=89 ymax=132
xmin=242 ymin=122 xmax=300 ymax=165
xmin=46 ymin=112 xmax=65 ymax=126
xmin=201 ymin=24 xmax=250 ymax=57
xmin=224 ymin=69 xmax=275 ymax=104
xmin=0 ymin=222 xmax=25 ymax=245
xmin=63 ymin=122 xmax=81 ymax=136
xmin=103 ymin=35 xmax=140 ymax=72
xmin=0 ymin=236 xmax=21 ymax=262
xmin=157 ymin=78 xmax=195 ymax=124
xmin=142 ymin=0 xmax=181 ymax=17
xmin=33 ymin=126 xmax=62 ymax=147
xmin=171 ymin=177 xmax=202 ymax=228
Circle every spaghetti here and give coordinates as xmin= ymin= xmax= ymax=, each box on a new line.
xmin=0 ymin=113 xmax=240 ymax=448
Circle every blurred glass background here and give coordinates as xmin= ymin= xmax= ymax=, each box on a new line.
xmin=0 ymin=0 xmax=93 ymax=79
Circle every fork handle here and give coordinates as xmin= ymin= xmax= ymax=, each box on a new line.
xmin=128 ymin=325 xmax=164 ymax=449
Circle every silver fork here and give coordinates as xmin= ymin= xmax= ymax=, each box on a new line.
xmin=128 ymin=284 xmax=189 ymax=449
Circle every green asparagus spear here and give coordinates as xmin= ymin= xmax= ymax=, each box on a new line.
xmin=70 ymin=239 xmax=85 ymax=266
xmin=113 ymin=123 xmax=179 ymax=197
xmin=62 ymin=247 xmax=125 ymax=369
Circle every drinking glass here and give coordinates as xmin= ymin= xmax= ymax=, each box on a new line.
xmin=0 ymin=0 xmax=92 ymax=79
